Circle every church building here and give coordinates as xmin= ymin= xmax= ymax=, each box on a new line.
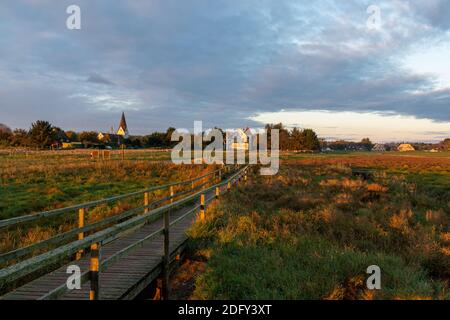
xmin=116 ymin=112 xmax=129 ymax=139
xmin=98 ymin=112 xmax=130 ymax=146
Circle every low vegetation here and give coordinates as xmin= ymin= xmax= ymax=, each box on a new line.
xmin=187 ymin=154 xmax=450 ymax=299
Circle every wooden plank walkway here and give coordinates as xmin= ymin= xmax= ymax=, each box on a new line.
xmin=1 ymin=189 xmax=218 ymax=300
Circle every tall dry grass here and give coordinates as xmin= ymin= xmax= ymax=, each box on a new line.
xmin=187 ymin=158 xmax=450 ymax=299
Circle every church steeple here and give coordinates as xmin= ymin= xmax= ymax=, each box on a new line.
xmin=117 ymin=112 xmax=129 ymax=138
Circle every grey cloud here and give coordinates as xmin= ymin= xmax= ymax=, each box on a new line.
xmin=0 ymin=0 xmax=449 ymax=134
xmin=410 ymin=1 xmax=450 ymax=30
xmin=87 ymin=74 xmax=115 ymax=86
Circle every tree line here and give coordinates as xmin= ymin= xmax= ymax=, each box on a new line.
xmin=0 ymin=121 xmax=323 ymax=151
xmin=2 ymin=120 xmax=447 ymax=151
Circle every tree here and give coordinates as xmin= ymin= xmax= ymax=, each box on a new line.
xmin=0 ymin=123 xmax=12 ymax=146
xmin=78 ymin=131 xmax=99 ymax=144
xmin=289 ymin=127 xmax=303 ymax=150
xmin=145 ymin=132 xmax=166 ymax=147
xmin=165 ymin=127 xmax=177 ymax=147
xmin=29 ymin=120 xmax=54 ymax=149
xmin=299 ymin=128 xmax=320 ymax=151
xmin=360 ymin=137 xmax=373 ymax=151
xmin=265 ymin=123 xmax=290 ymax=150
xmin=126 ymin=136 xmax=143 ymax=148
xmin=65 ymin=131 xmax=78 ymax=142
xmin=10 ymin=129 xmax=30 ymax=147
xmin=0 ymin=123 xmax=12 ymax=134
xmin=0 ymin=131 xmax=12 ymax=147
xmin=441 ymin=138 xmax=450 ymax=151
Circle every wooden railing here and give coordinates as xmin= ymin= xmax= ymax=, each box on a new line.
xmin=0 ymin=165 xmax=236 ymax=265
xmin=0 ymin=164 xmax=249 ymax=299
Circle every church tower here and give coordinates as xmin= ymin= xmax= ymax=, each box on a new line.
xmin=117 ymin=112 xmax=129 ymax=139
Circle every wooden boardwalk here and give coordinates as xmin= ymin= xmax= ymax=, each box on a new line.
xmin=2 ymin=202 xmax=198 ymax=300
xmin=0 ymin=166 xmax=248 ymax=300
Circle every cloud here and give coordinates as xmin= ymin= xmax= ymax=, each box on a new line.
xmin=410 ymin=1 xmax=450 ymax=30
xmin=86 ymin=74 xmax=115 ymax=86
xmin=0 ymin=0 xmax=449 ymax=140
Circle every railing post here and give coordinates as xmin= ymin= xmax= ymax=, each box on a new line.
xmin=153 ymin=279 xmax=162 ymax=300
xmin=244 ymin=171 xmax=248 ymax=183
xmin=200 ymin=193 xmax=205 ymax=221
xmin=162 ymin=210 xmax=170 ymax=300
xmin=89 ymin=242 xmax=101 ymax=300
xmin=76 ymin=208 xmax=85 ymax=260
xmin=215 ymin=186 xmax=220 ymax=200
xmin=144 ymin=192 xmax=150 ymax=213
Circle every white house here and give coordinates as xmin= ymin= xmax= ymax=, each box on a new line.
xmin=227 ymin=128 xmax=249 ymax=150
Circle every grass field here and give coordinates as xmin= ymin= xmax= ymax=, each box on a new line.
xmin=1 ymin=150 xmax=449 ymax=299
xmin=0 ymin=149 xmax=213 ymax=258
xmin=186 ymin=153 xmax=450 ymax=299
xmin=0 ymin=150 xmax=172 ymax=220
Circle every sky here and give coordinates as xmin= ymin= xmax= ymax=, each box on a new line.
xmin=0 ymin=0 xmax=449 ymax=142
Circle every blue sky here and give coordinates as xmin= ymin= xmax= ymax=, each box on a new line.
xmin=0 ymin=0 xmax=449 ymax=142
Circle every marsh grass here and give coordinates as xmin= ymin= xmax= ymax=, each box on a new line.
xmin=188 ymin=157 xmax=450 ymax=299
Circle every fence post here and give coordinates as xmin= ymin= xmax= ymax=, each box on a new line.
xmin=200 ymin=194 xmax=205 ymax=221
xmin=162 ymin=210 xmax=170 ymax=300
xmin=89 ymin=242 xmax=101 ymax=300
xmin=144 ymin=192 xmax=150 ymax=213
xmin=76 ymin=208 xmax=85 ymax=260
xmin=215 ymin=186 xmax=220 ymax=199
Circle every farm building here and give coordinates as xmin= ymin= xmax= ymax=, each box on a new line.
xmin=62 ymin=142 xmax=84 ymax=149
xmin=51 ymin=129 xmax=70 ymax=149
xmin=397 ymin=143 xmax=415 ymax=152
xmin=372 ymin=143 xmax=386 ymax=152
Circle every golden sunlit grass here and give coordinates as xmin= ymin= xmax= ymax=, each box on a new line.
xmin=187 ymin=155 xmax=450 ymax=300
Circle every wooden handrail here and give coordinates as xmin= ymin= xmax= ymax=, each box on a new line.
xmin=0 ymin=166 xmax=229 ymax=229
xmin=0 ymin=170 xmax=219 ymax=265
xmin=0 ymin=165 xmax=248 ymax=290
